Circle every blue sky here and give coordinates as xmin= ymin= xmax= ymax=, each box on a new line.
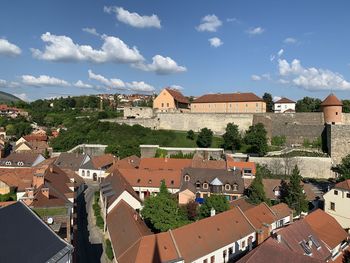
xmin=1 ymin=0 xmax=350 ymax=101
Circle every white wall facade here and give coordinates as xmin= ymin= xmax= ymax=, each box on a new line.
xmin=107 ymin=191 xmax=142 ymax=214
xmin=324 ymin=188 xmax=350 ymax=229
xmin=78 ymin=168 xmax=105 ymax=180
xmin=132 ymin=186 xmax=179 ymax=200
xmin=274 ymin=103 xmax=296 ymax=113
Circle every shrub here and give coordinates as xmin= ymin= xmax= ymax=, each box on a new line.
xmin=271 ymin=136 xmax=286 ymax=146
xmin=105 ymin=239 xmax=114 ymax=260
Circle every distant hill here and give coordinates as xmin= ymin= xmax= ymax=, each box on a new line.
xmin=0 ymin=91 xmax=22 ymax=104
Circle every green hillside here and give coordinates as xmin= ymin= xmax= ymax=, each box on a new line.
xmin=0 ymin=91 xmax=22 ymax=104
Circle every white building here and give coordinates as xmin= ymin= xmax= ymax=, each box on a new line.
xmin=323 ymin=179 xmax=350 ymax=229
xmin=274 ymin=97 xmax=296 ymax=113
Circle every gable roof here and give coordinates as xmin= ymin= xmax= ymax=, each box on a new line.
xmin=139 ymin=158 xmax=192 ymax=171
xmin=275 ymin=97 xmax=296 ymax=104
xmin=193 ymin=92 xmax=264 ymax=103
xmin=304 ymin=209 xmax=349 ymax=250
xmin=244 ymin=203 xmax=277 ymax=230
xmin=0 ymin=201 xmax=73 ymax=263
xmin=229 ymin=196 xmax=255 ymax=211
xmin=226 ymin=156 xmax=256 ymax=174
xmin=23 ymin=134 xmax=48 ymax=142
xmin=334 ymin=179 xmax=350 ymax=190
xmin=91 ymin=154 xmax=116 ymax=169
xmin=191 ymin=154 xmax=227 ymax=169
xmin=165 ymin=88 xmax=189 ymax=104
xmin=54 ymin=152 xmax=88 ymax=171
xmin=0 ymin=168 xmax=34 ymax=191
xmin=106 ymin=155 xmax=140 ymax=173
xmin=0 ymin=152 xmax=43 ymax=167
xmin=321 ymin=93 xmax=343 ymax=106
xmin=270 ymin=203 xmax=292 ymax=219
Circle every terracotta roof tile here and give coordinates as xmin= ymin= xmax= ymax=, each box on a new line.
xmin=193 ymin=92 xmax=264 ymax=103
xmin=274 ymin=97 xmax=296 ymax=104
xmin=139 ymin=158 xmax=192 ymax=170
xmin=23 ymin=134 xmax=48 ymax=142
xmin=165 ymin=88 xmax=189 ymax=104
xmin=334 ymin=179 xmax=350 ymax=190
xmin=0 ymin=168 xmax=34 ymax=191
xmin=321 ymin=93 xmax=343 ymax=106
xmin=270 ymin=203 xmax=292 ymax=219
xmin=91 ymin=154 xmax=116 ymax=169
xmin=229 ymin=196 xmax=255 ymax=211
xmin=304 ymin=209 xmax=349 ymax=250
xmin=244 ymin=203 xmax=276 ymax=230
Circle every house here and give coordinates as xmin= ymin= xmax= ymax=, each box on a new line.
xmin=100 ymin=170 xmax=142 ymax=214
xmin=0 ymin=168 xmax=34 ymax=198
xmin=305 ymin=209 xmax=349 ymax=260
xmin=0 ymin=126 xmax=6 ymax=138
xmin=117 ymin=168 xmax=182 ymax=200
xmin=178 ymin=167 xmax=245 ymax=204
xmin=323 ymin=179 xmax=350 ymax=229
xmin=106 ymin=155 xmax=140 ymax=174
xmin=0 ymin=152 xmax=45 ymax=168
xmin=106 ymin=200 xmax=256 ymax=263
xmin=54 ymin=152 xmax=90 ymax=173
xmin=14 ymin=140 xmax=51 ymax=155
xmin=273 ymin=97 xmax=296 ymax=113
xmin=0 ymin=201 xmax=73 ymax=263
xmin=226 ymin=156 xmax=256 ymax=178
xmin=153 ymin=88 xmax=190 ymax=112
xmin=78 ymin=154 xmax=116 ymax=181
xmin=191 ymin=92 xmax=266 ymax=113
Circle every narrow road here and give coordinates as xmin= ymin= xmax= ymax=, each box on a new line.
xmin=76 ymin=181 xmax=106 ymax=263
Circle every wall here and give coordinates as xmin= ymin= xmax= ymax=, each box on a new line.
xmin=191 ymin=101 xmax=266 ymax=113
xmin=274 ymin=103 xmax=295 ymax=113
xmin=323 ymin=188 xmax=350 ymax=229
xmin=103 ymin=118 xmax=159 ymax=130
xmin=123 ymin=107 xmax=154 ymax=119
xmin=250 ymin=156 xmax=335 ymax=179
xmin=153 ymin=89 xmax=176 ymax=111
xmin=327 ymin=124 xmax=350 ymax=164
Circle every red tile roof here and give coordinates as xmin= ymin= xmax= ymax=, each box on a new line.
xmin=91 ymin=154 xmax=116 ymax=169
xmin=193 ymin=92 xmax=264 ymax=103
xmin=321 ymin=93 xmax=343 ymax=106
xmin=244 ymin=203 xmax=277 ymax=230
xmin=270 ymin=203 xmax=291 ymax=219
xmin=304 ymin=209 xmax=349 ymax=250
xmin=229 ymin=197 xmax=255 ymax=211
xmin=334 ymin=179 xmax=350 ymax=190
xmin=139 ymin=158 xmax=192 ymax=171
xmin=0 ymin=168 xmax=34 ymax=191
xmin=165 ymin=88 xmax=189 ymax=104
xmin=274 ymin=97 xmax=296 ymax=104
xmin=106 ymin=155 xmax=140 ymax=173
xmin=191 ymin=154 xmax=226 ymax=169
xmin=23 ymin=134 xmax=48 ymax=142
xmin=226 ymin=156 xmax=256 ymax=174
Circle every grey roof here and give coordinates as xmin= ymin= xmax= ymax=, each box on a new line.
xmin=0 ymin=201 xmax=73 ymax=263
xmin=54 ymin=153 xmax=88 ymax=171
xmin=181 ymin=167 xmax=245 ymax=194
xmin=80 ymin=159 xmax=95 ymax=170
xmin=0 ymin=152 xmax=42 ymax=167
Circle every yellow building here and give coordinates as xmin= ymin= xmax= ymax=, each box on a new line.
xmin=153 ymin=88 xmax=190 ymax=112
xmin=191 ymin=92 xmax=266 ymax=113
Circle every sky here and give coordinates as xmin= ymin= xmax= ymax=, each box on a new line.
xmin=1 ymin=0 xmax=350 ymax=101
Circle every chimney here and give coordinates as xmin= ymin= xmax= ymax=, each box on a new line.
xmin=277 ymin=234 xmax=282 ymax=243
xmin=41 ymin=187 xmax=49 ymax=198
xmin=33 ymin=173 xmax=45 ymax=188
xmin=25 ymin=187 xmax=34 ymax=198
xmin=210 ymin=207 xmax=216 ymax=217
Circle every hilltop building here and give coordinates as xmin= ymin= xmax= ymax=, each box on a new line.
xmin=191 ymin=92 xmax=266 ymax=113
xmin=321 ymin=93 xmax=343 ymax=124
xmin=153 ymin=88 xmax=190 ymax=112
xmin=273 ymin=97 xmax=296 ymax=113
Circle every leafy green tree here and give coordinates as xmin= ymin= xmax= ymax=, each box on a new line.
xmin=187 ymin=130 xmax=195 ymax=140
xmin=296 ymin=97 xmax=321 ymax=112
xmin=281 ymin=165 xmax=308 ymax=215
xmin=246 ymin=171 xmax=270 ymax=205
xmin=335 ymin=154 xmax=350 ymax=181
xmin=271 ymin=136 xmax=286 ymax=146
xmin=196 ymin=128 xmax=213 ymax=148
xmin=223 ymin=123 xmax=241 ymax=151
xmin=244 ymin=123 xmax=268 ymax=156
xmin=141 ymin=181 xmax=189 ymax=232
xmin=342 ymin=100 xmax=350 ymax=113
xmin=199 ymin=195 xmax=230 ymax=218
xmin=263 ymin=93 xmax=274 ymax=112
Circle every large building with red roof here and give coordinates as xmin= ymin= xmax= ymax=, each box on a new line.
xmin=153 ymin=88 xmax=190 ymax=112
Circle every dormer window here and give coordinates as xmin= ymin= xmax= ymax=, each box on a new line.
xmin=184 ymin=175 xmax=190 ymax=182
xmin=233 ymin=184 xmax=238 ymax=191
xmin=170 ymin=180 xmax=174 ymax=185
xmin=5 ymin=161 xmax=11 ymax=166
xmin=137 ymin=179 xmax=141 ymax=183
xmin=17 ymin=161 xmax=24 ymax=166
xmin=196 ymin=181 xmax=201 ymax=188
xmin=203 ymin=183 xmax=209 ymax=189
xmin=225 ymin=184 xmax=231 ymax=191
xmin=148 ymin=179 xmax=152 ymax=184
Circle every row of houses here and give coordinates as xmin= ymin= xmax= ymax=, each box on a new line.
xmin=152 ymin=88 xmax=296 ymax=114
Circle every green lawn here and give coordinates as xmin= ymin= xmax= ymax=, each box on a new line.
xmin=165 ymin=131 xmax=224 ymax=148
xmin=34 ymin=207 xmax=67 ymax=217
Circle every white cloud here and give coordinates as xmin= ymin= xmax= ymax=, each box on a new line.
xmin=251 ymin=75 xmax=262 ymax=81
xmin=14 ymin=93 xmax=29 ymax=102
xmin=246 ymin=27 xmax=265 ymax=36
xmin=88 ymin=70 xmax=155 ymax=92
xmin=196 ymin=15 xmax=222 ymax=32
xmin=226 ymin=18 xmax=239 ymax=23
xmin=278 ymin=79 xmax=290 ymax=84
xmin=0 ymin=39 xmax=21 ymax=56
xmin=104 ymin=6 xmax=161 ymax=29
xmin=31 ymin=32 xmax=144 ymax=64
xmin=82 ymin=27 xmax=100 ymax=36
xmin=21 ymin=74 xmax=70 ymax=87
xmin=170 ymin=85 xmax=184 ymax=90
xmin=278 ymin=58 xmax=350 ymax=90
xmin=135 ymin=55 xmax=187 ymax=75
xmin=208 ymin=37 xmax=223 ymax=47
xmin=0 ymin=79 xmax=20 ymax=88
xmin=284 ymin=37 xmax=297 ymax=44
xmin=278 ymin=49 xmax=284 ymax=57
xmin=74 ymin=80 xmax=93 ymax=89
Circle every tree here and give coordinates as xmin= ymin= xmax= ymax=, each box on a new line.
xmin=244 ymin=123 xmax=268 ymax=156
xmin=196 ymin=128 xmax=213 ymax=148
xmin=186 ymin=130 xmax=195 ymax=140
xmin=223 ymin=123 xmax=241 ymax=151
xmin=295 ymin=97 xmax=321 ymax=112
xmin=342 ymin=100 xmax=350 ymax=113
xmin=342 ymin=250 xmax=350 ymax=263
xmin=199 ymin=195 xmax=229 ymax=218
xmin=246 ymin=170 xmax=270 ymax=205
xmin=141 ymin=181 xmax=189 ymax=232
xmin=281 ymin=165 xmax=308 ymax=215
xmin=335 ymin=154 xmax=350 ymax=181
xmin=185 ymin=200 xmax=199 ymax=221
xmin=263 ymin=93 xmax=273 ymax=112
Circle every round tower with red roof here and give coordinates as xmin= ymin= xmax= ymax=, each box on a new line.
xmin=321 ymin=93 xmax=343 ymax=124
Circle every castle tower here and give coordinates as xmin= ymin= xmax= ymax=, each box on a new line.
xmin=321 ymin=93 xmax=343 ymax=124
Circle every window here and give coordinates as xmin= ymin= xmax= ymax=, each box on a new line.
xmin=148 ymin=179 xmax=152 ymax=184
xmin=137 ymin=178 xmax=141 ymax=183
xmin=225 ymin=184 xmax=231 ymax=191
xmin=203 ymin=260 xmax=208 ymax=263
xmin=229 ymin=247 xmax=233 ymax=255
xmin=5 ymin=161 xmax=11 ymax=166
xmin=347 ymin=193 xmax=350 ymax=198
xmin=161 ymin=103 xmax=164 ymax=107
xmin=233 ymin=184 xmax=238 ymax=191
xmin=170 ymin=180 xmax=174 ymax=185
xmin=203 ymin=183 xmax=209 ymax=189
xmin=223 ymin=250 xmax=227 ymax=258
xmin=17 ymin=161 xmax=24 ymax=166
xmin=87 ymin=170 xmax=90 ymax=177
xmin=196 ymin=181 xmax=201 ymax=188
xmin=167 ymin=103 xmax=169 ymax=107
xmin=336 ymin=112 xmax=338 ymax=115
xmin=241 ymin=240 xmax=246 ymax=249
xmin=334 ymin=190 xmax=338 ymax=195
xmin=210 ymin=256 xmax=215 ymax=263
xmin=330 ymin=202 xmax=336 ymax=211
xmin=82 ymin=170 xmax=85 ymax=177
xmin=184 ymin=175 xmax=190 ymax=182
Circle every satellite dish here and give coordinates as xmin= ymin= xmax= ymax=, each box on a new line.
xmin=47 ymin=217 xmax=54 ymax=225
